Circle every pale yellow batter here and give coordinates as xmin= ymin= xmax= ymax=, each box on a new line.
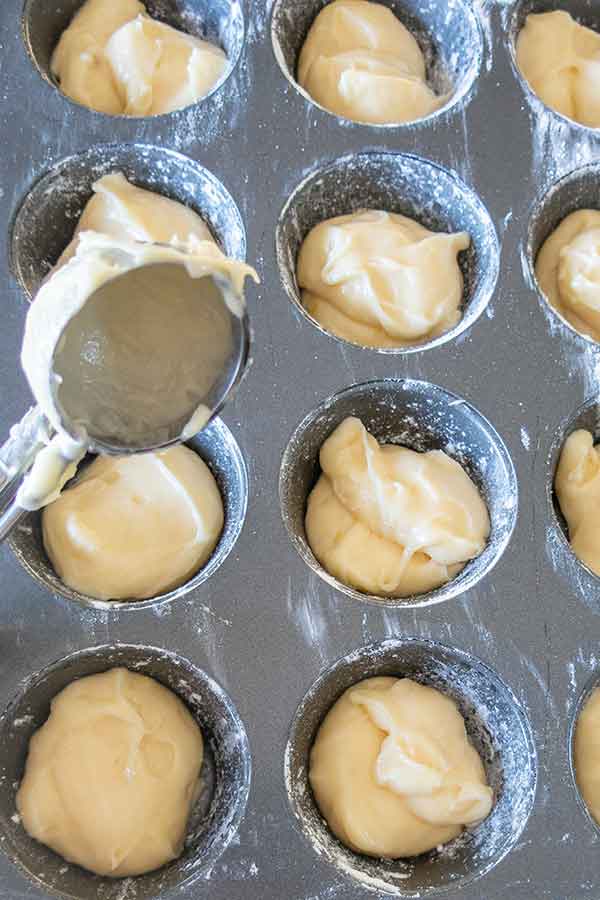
xmin=536 ymin=210 xmax=600 ymax=343
xmin=305 ymin=418 xmax=490 ymax=598
xmin=297 ymin=0 xmax=445 ymax=124
xmin=42 ymin=445 xmax=224 ymax=600
xmin=310 ymin=677 xmax=493 ymax=858
xmin=16 ymin=667 xmax=203 ymax=877
xmin=555 ymin=429 xmax=600 ymax=576
xmin=574 ymin=686 xmax=600 ymax=825
xmin=51 ymin=0 xmax=227 ymax=116
xmin=516 ymin=11 xmax=600 ymax=127
xmin=297 ymin=210 xmax=470 ymax=347
xmin=57 ymin=171 xmax=216 ymax=269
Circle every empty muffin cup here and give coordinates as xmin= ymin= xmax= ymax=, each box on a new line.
xmin=508 ymin=0 xmax=600 ymax=131
xmin=547 ymin=395 xmax=600 ymax=584
xmin=284 ymin=638 xmax=537 ymax=896
xmin=0 ymin=642 xmax=251 ymax=899
xmin=270 ymin=0 xmax=483 ymax=127
xmin=526 ymin=162 xmax=600 ymax=345
xmin=10 ymin=142 xmax=246 ymax=298
xmin=276 ymin=152 xmax=499 ymax=353
xmin=21 ymin=0 xmax=245 ymax=116
xmin=279 ymin=379 xmax=518 ymax=608
xmin=8 ymin=417 xmax=248 ymax=610
xmin=569 ymin=668 xmax=600 ymax=836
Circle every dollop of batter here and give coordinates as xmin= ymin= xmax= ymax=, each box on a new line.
xmin=57 ymin=171 xmax=216 ymax=269
xmin=310 ymin=677 xmax=493 ymax=858
xmin=536 ymin=210 xmax=600 ymax=342
xmin=305 ymin=417 xmax=490 ymax=597
xmin=51 ymin=0 xmax=227 ymax=116
xmin=555 ymin=429 xmax=600 ymax=576
xmin=297 ymin=0 xmax=445 ymax=125
xmin=297 ymin=210 xmax=470 ymax=347
xmin=42 ymin=445 xmax=223 ymax=600
xmin=16 ymin=667 xmax=203 ymax=877
xmin=516 ymin=11 xmax=600 ymax=128
xmin=574 ymin=686 xmax=600 ymax=826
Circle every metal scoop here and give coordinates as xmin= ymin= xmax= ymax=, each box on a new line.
xmin=0 ymin=257 xmax=252 ymax=541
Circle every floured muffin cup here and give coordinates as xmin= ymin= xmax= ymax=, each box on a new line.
xmin=0 ymin=642 xmax=251 ymax=899
xmin=279 ymin=379 xmax=518 ymax=608
xmin=10 ymin=142 xmax=246 ymax=298
xmin=508 ymin=0 xmax=600 ymax=132
xmin=276 ymin=152 xmax=499 ymax=353
xmin=8 ymin=418 xmax=248 ymax=611
xmin=284 ymin=638 xmax=537 ymax=896
xmin=547 ymin=396 xmax=600 ymax=586
xmin=526 ymin=162 xmax=600 ymax=345
xmin=569 ymin=667 xmax=600 ymax=835
xmin=21 ymin=0 xmax=245 ymax=117
xmin=270 ymin=0 xmax=483 ymax=127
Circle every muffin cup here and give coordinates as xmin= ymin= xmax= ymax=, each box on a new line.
xmin=547 ymin=396 xmax=600 ymax=587
xmin=10 ymin=142 xmax=247 ymax=299
xmin=270 ymin=0 xmax=483 ymax=127
xmin=279 ymin=379 xmax=518 ymax=608
xmin=508 ymin=0 xmax=600 ymax=133
xmin=526 ymin=162 xmax=600 ymax=345
xmin=8 ymin=418 xmax=248 ymax=611
xmin=21 ymin=0 xmax=245 ymax=118
xmin=0 ymin=642 xmax=251 ymax=899
xmin=284 ymin=638 xmax=537 ymax=896
xmin=276 ymin=152 xmax=499 ymax=354
xmin=568 ymin=667 xmax=600 ymax=837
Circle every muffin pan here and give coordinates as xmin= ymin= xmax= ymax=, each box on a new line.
xmin=1 ymin=0 xmax=600 ymax=897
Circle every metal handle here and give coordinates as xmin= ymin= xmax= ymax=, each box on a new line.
xmin=0 ymin=503 xmax=26 ymax=542
xmin=0 ymin=406 xmax=49 ymax=502
xmin=0 ymin=406 xmax=52 ymax=543
xmin=0 ymin=431 xmax=87 ymax=543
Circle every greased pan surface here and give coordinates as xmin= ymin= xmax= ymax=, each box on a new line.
xmin=1 ymin=0 xmax=600 ymax=897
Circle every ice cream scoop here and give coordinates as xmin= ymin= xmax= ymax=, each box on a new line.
xmin=0 ymin=233 xmax=257 ymax=540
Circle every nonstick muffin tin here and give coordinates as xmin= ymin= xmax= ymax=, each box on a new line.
xmin=2 ymin=0 xmax=600 ymax=898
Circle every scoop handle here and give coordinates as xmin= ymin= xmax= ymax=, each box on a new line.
xmin=0 ymin=406 xmax=48 ymax=503
xmin=0 ymin=424 xmax=86 ymax=543
xmin=0 ymin=502 xmax=27 ymax=542
xmin=0 ymin=406 xmax=51 ymax=542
